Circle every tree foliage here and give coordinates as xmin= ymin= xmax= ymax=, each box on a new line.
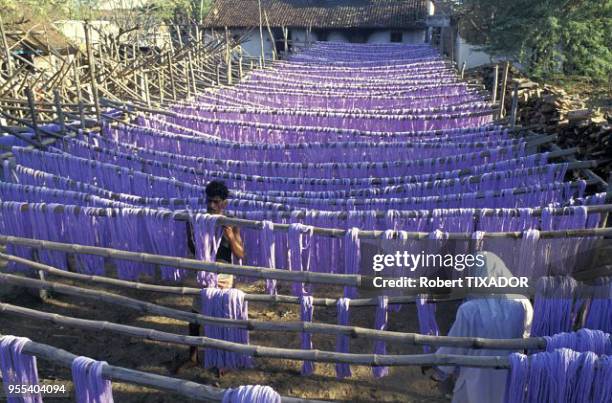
xmin=456 ymin=0 xmax=612 ymax=81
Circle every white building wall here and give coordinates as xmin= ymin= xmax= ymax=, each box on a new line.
xmin=367 ymin=29 xmax=426 ymax=44
xmin=208 ymin=30 xmax=276 ymax=61
xmin=327 ymin=31 xmax=350 ymax=42
xmin=403 ymin=30 xmax=426 ymax=44
xmin=291 ymin=29 xmax=317 ymax=46
xmin=367 ymin=30 xmax=390 ymax=43
xmin=456 ymin=34 xmax=497 ymax=68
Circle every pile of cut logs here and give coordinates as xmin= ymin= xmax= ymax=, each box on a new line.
xmin=466 ymin=64 xmax=611 ymax=180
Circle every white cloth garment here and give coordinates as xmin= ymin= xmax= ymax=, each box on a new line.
xmin=436 ymin=251 xmax=533 ymax=403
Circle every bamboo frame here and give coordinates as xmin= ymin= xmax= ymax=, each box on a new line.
xmin=0 ymin=334 xmax=325 ymax=402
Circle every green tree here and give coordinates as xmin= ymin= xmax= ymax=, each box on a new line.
xmin=456 ymin=0 xmax=612 ymax=81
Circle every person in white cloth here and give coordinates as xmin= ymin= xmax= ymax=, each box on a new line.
xmin=433 ymin=251 xmax=533 ymax=403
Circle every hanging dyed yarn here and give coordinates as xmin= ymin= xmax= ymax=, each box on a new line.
xmin=287 ymin=223 xmax=314 ymax=297
xmin=221 ymin=385 xmax=281 ymax=403
xmin=144 ymin=209 xmax=188 ymax=281
xmin=416 ymin=229 xmax=443 ymax=352
xmin=200 ymin=288 xmax=252 ymax=369
xmin=585 ymin=277 xmax=612 ymax=333
xmin=531 ymin=276 xmax=578 ymax=337
xmin=335 ymin=297 xmax=351 ymax=379
xmin=191 ymin=213 xmax=222 ymax=287
xmin=517 ymin=229 xmax=541 ymax=277
xmin=0 ymin=336 xmax=42 ymax=403
xmin=592 ymin=355 xmax=612 ymax=403
xmin=71 ymin=356 xmax=114 ymax=403
xmin=416 ymin=295 xmax=440 ymax=353
xmin=64 ymin=206 xmax=105 ymax=276
xmin=299 ymin=295 xmax=315 ymax=375
xmin=544 ymin=328 xmax=612 ymax=355
xmin=372 ymin=296 xmax=389 ymax=378
xmin=260 ymin=220 xmax=277 ymax=295
xmin=503 ymin=353 xmax=528 ymax=403
xmin=343 ymin=227 xmax=360 ymax=298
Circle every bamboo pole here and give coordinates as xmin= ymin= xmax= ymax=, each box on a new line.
xmin=283 ymin=26 xmax=289 ymax=54
xmin=0 ymin=302 xmax=515 ymax=369
xmin=0 ymin=271 xmax=542 ymax=349
xmin=0 ymin=235 xmax=363 ymax=286
xmin=257 ymin=0 xmax=265 ymax=67
xmin=0 ymin=334 xmax=325 ymax=402
xmin=0 ymin=251 xmax=556 ymax=314
xmin=67 ymin=134 xmax=569 ymax=191
xmin=225 ymin=27 xmax=232 ymax=85
xmin=492 ymin=64 xmax=499 ymax=103
xmin=83 ymin=22 xmax=101 ymax=125
xmin=52 ymin=89 xmax=66 ymax=136
xmin=499 ymin=61 xmax=510 ymax=119
xmin=510 ymin=81 xmax=519 ymax=128
xmin=263 ymin=10 xmax=277 ymax=61
xmin=2 ymin=189 xmax=610 ymax=239
xmin=24 ymin=87 xmax=42 ymax=145
xmin=166 ymin=54 xmax=177 ymax=101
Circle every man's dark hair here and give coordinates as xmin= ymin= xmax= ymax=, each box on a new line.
xmin=205 ymin=180 xmax=229 ymax=200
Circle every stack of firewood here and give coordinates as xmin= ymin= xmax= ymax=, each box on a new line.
xmin=465 ymin=64 xmax=611 ymax=180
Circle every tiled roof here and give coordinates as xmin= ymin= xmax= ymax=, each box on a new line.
xmin=203 ymin=0 xmax=428 ymax=29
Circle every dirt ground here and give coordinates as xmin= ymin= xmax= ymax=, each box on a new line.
xmin=0 ymin=260 xmax=457 ymax=403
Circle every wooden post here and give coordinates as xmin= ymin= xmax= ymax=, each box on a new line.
xmin=72 ymin=60 xmax=86 ymax=133
xmin=460 ymin=61 xmax=466 ymax=79
xmin=158 ymin=69 xmax=164 ymax=104
xmin=187 ymin=52 xmax=197 ymax=96
xmin=510 ymin=81 xmax=519 ymax=128
xmin=166 ymin=54 xmax=177 ymax=101
xmin=257 ymin=0 xmax=265 ymax=67
xmin=238 ymin=46 xmax=243 ymax=79
xmin=0 ymin=16 xmax=14 ymax=76
xmin=25 ymin=87 xmax=42 ymax=146
xmin=283 ymin=26 xmax=288 ymax=54
xmin=225 ymin=27 xmax=232 ymax=85
xmin=263 ymin=10 xmax=276 ymax=61
xmin=0 ymin=16 xmax=20 ymax=118
xmin=492 ymin=64 xmax=499 ymax=103
xmin=450 ymin=28 xmax=455 ymax=62
xmin=142 ymin=71 xmax=151 ymax=107
xmin=499 ymin=61 xmax=510 ymax=119
xmin=53 ymin=89 xmax=66 ymax=136
xmin=83 ymin=22 xmax=101 ymax=125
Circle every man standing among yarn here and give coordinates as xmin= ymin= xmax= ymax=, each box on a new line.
xmin=175 ymin=180 xmax=245 ymax=374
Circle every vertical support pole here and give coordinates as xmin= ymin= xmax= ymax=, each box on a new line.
xmin=225 ymin=27 xmax=232 ymax=85
xmin=258 ymin=0 xmax=265 ymax=67
xmin=283 ymin=26 xmax=288 ymax=54
xmin=510 ymin=81 xmax=519 ymax=128
xmin=263 ymin=10 xmax=276 ymax=61
xmin=0 ymin=16 xmax=19 ymax=118
xmin=499 ymin=61 xmax=510 ymax=119
xmin=187 ymin=52 xmax=197 ymax=96
xmin=142 ymin=71 xmax=151 ymax=107
xmin=25 ymin=87 xmax=42 ymax=146
xmin=239 ymin=46 xmax=243 ymax=79
xmin=492 ymin=64 xmax=499 ymax=103
xmin=158 ymin=69 xmax=164 ymax=104
xmin=0 ymin=16 xmax=14 ymax=75
xmin=460 ymin=61 xmax=466 ymax=79
xmin=167 ymin=54 xmax=177 ymax=101
xmin=450 ymin=27 xmax=455 ymax=62
xmin=73 ymin=60 xmax=86 ymax=133
xmin=84 ymin=21 xmax=101 ymax=125
xmin=53 ymin=89 xmax=66 ymax=136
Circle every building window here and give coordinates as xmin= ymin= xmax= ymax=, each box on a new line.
xmin=390 ymin=31 xmax=403 ymax=43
